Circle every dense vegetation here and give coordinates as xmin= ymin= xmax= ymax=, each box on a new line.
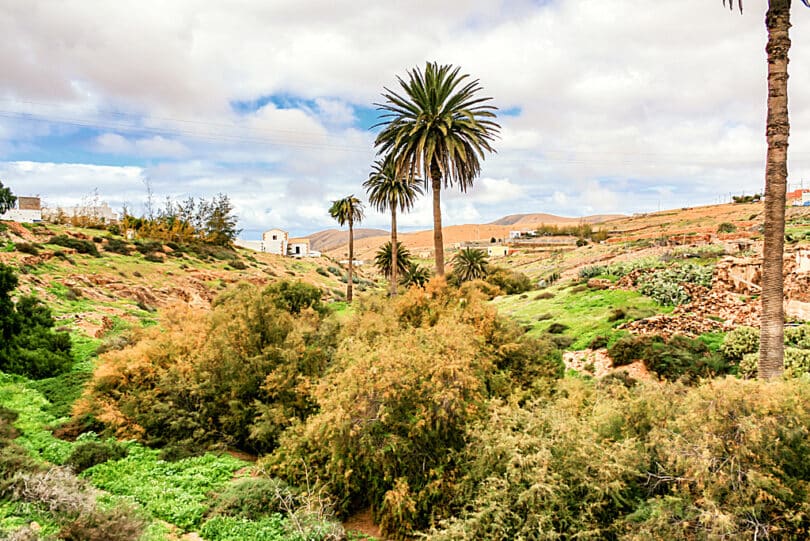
xmin=0 ymin=264 xmax=73 ymax=379
xmin=4 ymin=218 xmax=810 ymax=539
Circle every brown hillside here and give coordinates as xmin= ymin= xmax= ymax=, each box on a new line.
xmin=307 ymin=228 xmax=388 ymax=252
xmin=489 ymin=213 xmax=624 ymax=227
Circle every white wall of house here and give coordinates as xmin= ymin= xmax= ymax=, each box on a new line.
xmin=0 ymin=209 xmax=42 ymax=223
xmin=234 ymin=239 xmax=265 ymax=252
xmin=488 ymin=245 xmax=509 ymax=257
xmin=288 ymin=242 xmax=309 ymax=257
xmin=262 ymin=229 xmax=288 ymax=255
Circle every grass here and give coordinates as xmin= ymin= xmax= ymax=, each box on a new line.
xmin=493 ymin=281 xmax=671 ymax=350
xmin=85 ymin=445 xmax=248 ymax=530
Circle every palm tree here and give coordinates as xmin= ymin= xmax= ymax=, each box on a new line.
xmin=724 ymin=0 xmax=809 ymax=379
xmin=451 ymin=248 xmax=489 ymax=283
xmin=400 ymin=261 xmax=431 ymax=289
xmin=363 ymin=156 xmax=423 ymax=296
xmin=374 ymin=241 xmax=412 ymax=281
xmin=374 ymin=62 xmax=500 ymax=277
xmin=329 ymin=195 xmax=364 ymax=303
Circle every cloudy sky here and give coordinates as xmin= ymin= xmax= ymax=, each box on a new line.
xmin=1 ymin=0 xmax=809 ymax=238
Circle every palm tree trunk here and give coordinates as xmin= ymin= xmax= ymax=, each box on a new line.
xmin=759 ymin=0 xmax=791 ymax=379
xmin=347 ymin=219 xmax=354 ymax=303
xmin=390 ymin=207 xmax=398 ymax=296
xmin=431 ymin=164 xmax=445 ymax=276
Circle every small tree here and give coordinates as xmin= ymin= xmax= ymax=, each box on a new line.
xmin=329 ymin=195 xmax=365 ymax=302
xmin=0 ymin=181 xmax=16 ymax=214
xmin=0 ymin=264 xmax=73 ymax=379
xmin=204 ymin=193 xmax=240 ymax=246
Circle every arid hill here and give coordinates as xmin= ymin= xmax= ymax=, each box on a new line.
xmin=307 ymin=228 xmax=388 ymax=252
xmin=488 ymin=213 xmax=624 ymax=227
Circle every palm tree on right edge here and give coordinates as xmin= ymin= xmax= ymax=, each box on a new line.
xmin=724 ymin=0 xmax=809 ymax=379
xmin=364 ymin=156 xmax=423 ymax=296
xmin=329 ymin=195 xmax=364 ymax=303
xmin=374 ymin=62 xmax=500 ymax=277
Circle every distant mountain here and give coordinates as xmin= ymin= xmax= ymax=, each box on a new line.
xmin=488 ymin=213 xmax=625 ymax=227
xmin=306 ymin=228 xmax=389 ymax=252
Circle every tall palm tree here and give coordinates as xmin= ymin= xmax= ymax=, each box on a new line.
xmin=374 ymin=62 xmax=500 ymax=277
xmin=451 ymin=248 xmax=489 ymax=283
xmin=724 ymin=0 xmax=809 ymax=379
xmin=363 ymin=156 xmax=423 ymax=296
xmin=329 ymin=195 xmax=364 ymax=303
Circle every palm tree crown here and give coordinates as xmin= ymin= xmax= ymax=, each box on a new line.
xmin=328 ymin=195 xmax=364 ymax=228
xmin=363 ymin=156 xmax=423 ymax=215
xmin=451 ymin=248 xmax=489 ymax=283
xmin=374 ymin=62 xmax=500 ymax=276
xmin=374 ymin=241 xmax=412 ymax=279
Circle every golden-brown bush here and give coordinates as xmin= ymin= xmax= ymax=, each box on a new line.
xmin=265 ymin=280 xmax=563 ymax=539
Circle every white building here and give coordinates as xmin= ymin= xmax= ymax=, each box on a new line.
xmin=263 ymin=228 xmax=289 ymax=255
xmin=1 ymin=196 xmax=42 ymax=223
xmin=42 ymin=201 xmax=118 ymax=223
xmin=235 ymin=229 xmax=320 ymax=257
xmin=288 ymin=237 xmax=310 ymax=258
xmin=488 ymin=245 xmax=509 ymax=257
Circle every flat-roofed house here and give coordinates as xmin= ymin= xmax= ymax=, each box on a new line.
xmin=288 ymin=237 xmax=310 ymax=258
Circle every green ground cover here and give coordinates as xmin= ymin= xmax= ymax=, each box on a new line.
xmin=493 ymin=282 xmax=672 ymax=350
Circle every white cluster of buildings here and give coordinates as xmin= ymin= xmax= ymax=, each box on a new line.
xmin=1 ymin=195 xmax=119 ymax=224
xmin=0 ymin=196 xmax=43 ymax=222
xmin=235 ymin=228 xmax=321 ymax=258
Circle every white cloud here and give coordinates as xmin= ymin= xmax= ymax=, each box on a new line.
xmin=0 ymin=0 xmax=808 ymax=230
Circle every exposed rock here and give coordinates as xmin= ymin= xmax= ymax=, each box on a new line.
xmin=586 ymin=278 xmax=611 ymax=290
xmin=620 ymin=313 xmax=731 ymax=339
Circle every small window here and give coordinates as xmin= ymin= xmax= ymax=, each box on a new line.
xmin=295 ymin=246 xmax=301 ymax=254
xmin=272 ymin=235 xmax=277 ymax=240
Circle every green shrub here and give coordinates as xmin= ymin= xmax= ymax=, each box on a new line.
xmin=784 ymin=324 xmax=810 ymax=349
xmin=0 ymin=281 xmax=74 ymax=379
xmin=29 ymin=371 xmax=92 ymax=418
xmin=578 ymin=265 xmax=607 ymax=280
xmin=623 ymin=378 xmax=810 ymax=539
xmin=207 ymin=477 xmax=291 ymax=520
xmin=546 ymin=322 xmax=569 ymax=334
xmin=143 ymin=252 xmax=164 ymax=263
xmin=609 ymin=334 xmax=728 ymax=381
xmin=57 ymin=505 xmax=146 ymax=541
xmin=264 ymin=280 xmax=324 ymax=315
xmin=432 ymin=379 xmax=648 ymax=541
xmin=103 ymin=238 xmax=131 ymax=255
xmin=608 ymin=335 xmax=655 ymax=367
xmin=14 ymin=242 xmax=40 ymax=255
xmin=229 ymin=260 xmax=247 ymax=270
xmin=717 ymin=222 xmax=737 ymax=233
xmin=720 ymin=326 xmax=759 ymax=360
xmin=48 ymin=235 xmax=99 ymax=256
xmin=644 ymin=334 xmax=728 ymax=382
xmin=266 ymin=284 xmax=530 ymax=538
xmin=134 ymin=240 xmax=163 ymax=254
xmin=588 ymin=335 xmax=609 ymax=350
xmin=78 ymin=283 xmax=333 ymax=454
xmin=485 ymin=267 xmax=533 ymax=295
xmin=636 ymin=263 xmax=713 ymax=306
xmin=65 ymin=440 xmax=128 ymax=473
